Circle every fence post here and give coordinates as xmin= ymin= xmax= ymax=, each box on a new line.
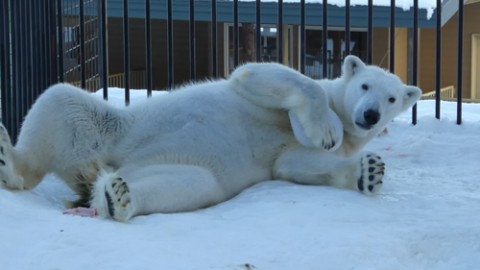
xmin=457 ymin=0 xmax=464 ymax=125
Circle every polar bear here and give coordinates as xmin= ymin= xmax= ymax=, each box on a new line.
xmin=0 ymin=55 xmax=421 ymax=221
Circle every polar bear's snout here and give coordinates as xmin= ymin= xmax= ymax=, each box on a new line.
xmin=355 ymin=109 xmax=380 ymax=130
xmin=363 ymin=109 xmax=380 ymax=126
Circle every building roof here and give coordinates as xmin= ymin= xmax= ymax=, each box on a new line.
xmin=100 ymin=0 xmax=437 ymax=28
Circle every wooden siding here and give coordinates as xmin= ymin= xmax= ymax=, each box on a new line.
xmin=107 ymin=18 xmax=213 ymax=90
xmin=419 ymin=3 xmax=480 ymax=98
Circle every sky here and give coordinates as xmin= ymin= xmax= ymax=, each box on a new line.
xmin=0 ymin=89 xmax=479 ymax=270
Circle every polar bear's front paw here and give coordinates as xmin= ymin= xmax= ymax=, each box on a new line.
xmin=357 ymin=153 xmax=384 ymax=195
xmin=289 ymin=108 xmax=343 ymax=151
xmin=91 ymin=173 xmax=134 ymax=222
xmin=0 ymin=124 xmax=24 ymax=190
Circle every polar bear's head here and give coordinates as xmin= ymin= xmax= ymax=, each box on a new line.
xmin=338 ymin=55 xmax=421 ymax=137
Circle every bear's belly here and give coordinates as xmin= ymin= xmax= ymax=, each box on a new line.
xmin=110 ymin=115 xmax=291 ymax=193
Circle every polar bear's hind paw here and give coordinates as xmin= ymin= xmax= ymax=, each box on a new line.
xmin=357 ymin=153 xmax=384 ymax=195
xmin=91 ymin=173 xmax=134 ymax=222
xmin=105 ymin=177 xmax=132 ymax=221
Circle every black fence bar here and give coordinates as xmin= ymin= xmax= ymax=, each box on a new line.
xmin=211 ymin=0 xmax=217 ymax=78
xmin=19 ymin=0 xmax=27 ymax=118
xmin=345 ymin=0 xmax=350 ymax=56
xmin=322 ymin=0 xmax=327 ymax=78
xmin=39 ymin=0 xmax=46 ymax=92
xmin=233 ymin=0 xmax=239 ymax=67
xmin=44 ymin=1 xmax=51 ymax=90
xmin=300 ymin=0 xmax=305 ymax=74
xmin=32 ymin=0 xmax=39 ymax=98
xmin=412 ymin=0 xmax=418 ymax=125
xmin=277 ymin=0 xmax=283 ymax=63
xmin=435 ymin=0 xmax=442 ymax=119
xmin=100 ymin=0 xmax=109 ymax=100
xmin=12 ymin=0 xmax=20 ymax=138
xmin=167 ymin=0 xmax=173 ymax=89
xmin=255 ymin=0 xmax=261 ymax=62
xmin=457 ymin=0 xmax=463 ymax=125
xmin=79 ymin=0 xmax=86 ymax=89
xmin=389 ymin=0 xmax=395 ymax=72
xmin=48 ymin=0 xmax=57 ymax=86
xmin=145 ymin=0 xmax=152 ymax=96
xmin=0 ymin=0 xmax=9 ymax=129
xmin=25 ymin=0 xmax=33 ymax=106
xmin=367 ymin=0 xmax=373 ymax=64
xmin=57 ymin=0 xmax=64 ymax=82
xmin=123 ymin=0 xmax=130 ymax=105
xmin=189 ymin=0 xmax=196 ymax=80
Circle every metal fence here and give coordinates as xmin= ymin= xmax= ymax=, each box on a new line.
xmin=1 ymin=0 xmax=466 ymax=143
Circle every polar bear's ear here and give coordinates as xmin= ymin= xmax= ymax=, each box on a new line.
xmin=402 ymin=85 xmax=422 ymax=111
xmin=342 ymin=55 xmax=366 ymax=80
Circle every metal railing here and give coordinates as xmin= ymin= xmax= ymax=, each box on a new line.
xmin=0 ymin=0 xmax=467 ymax=143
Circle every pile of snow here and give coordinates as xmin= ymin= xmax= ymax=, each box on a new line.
xmin=1 ymin=89 xmax=479 ymax=270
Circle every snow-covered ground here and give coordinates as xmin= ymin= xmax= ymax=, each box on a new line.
xmin=1 ymin=89 xmax=479 ymax=270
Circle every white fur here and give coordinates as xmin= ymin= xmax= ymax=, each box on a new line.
xmin=0 ymin=56 xmax=421 ymax=221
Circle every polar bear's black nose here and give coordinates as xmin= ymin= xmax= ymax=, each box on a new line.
xmin=364 ymin=109 xmax=380 ymax=126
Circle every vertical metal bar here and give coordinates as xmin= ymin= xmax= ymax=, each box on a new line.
xmin=57 ymin=0 xmax=64 ymax=82
xmin=79 ymin=0 xmax=86 ymax=89
xmin=345 ymin=0 xmax=350 ymax=56
xmin=457 ymin=0 xmax=463 ymax=125
xmin=3 ymin=0 xmax=12 ymax=133
xmin=0 ymin=0 xmax=7 ymax=125
xmin=189 ymin=0 xmax=196 ymax=80
xmin=123 ymin=0 xmax=130 ymax=104
xmin=411 ymin=0 xmax=418 ymax=125
xmin=300 ymin=0 xmax=305 ymax=74
xmin=48 ymin=0 xmax=57 ymax=86
xmin=4 ymin=0 xmax=12 ymax=135
xmin=19 ymin=0 xmax=27 ymax=117
xmin=12 ymin=0 xmax=20 ymax=140
xmin=255 ymin=0 xmax=261 ymax=62
xmin=145 ymin=0 xmax=152 ymax=96
xmin=233 ymin=0 xmax=239 ymax=67
xmin=211 ymin=0 xmax=217 ymax=78
xmin=367 ymin=0 xmax=373 ymax=64
xmin=435 ymin=0 xmax=442 ymax=119
xmin=167 ymin=0 xmax=173 ymax=89
xmin=322 ymin=0 xmax=327 ymax=78
xmin=99 ymin=0 xmax=108 ymax=100
xmin=277 ymin=0 xmax=283 ymax=63
xmin=31 ymin=0 xmax=39 ymax=98
xmin=26 ymin=0 xmax=33 ymax=106
xmin=389 ymin=0 xmax=395 ymax=72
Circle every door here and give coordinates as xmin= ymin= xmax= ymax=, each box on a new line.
xmin=471 ymin=34 xmax=480 ymax=99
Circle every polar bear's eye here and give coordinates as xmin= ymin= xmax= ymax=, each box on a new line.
xmin=361 ymin=84 xmax=369 ymax=91
xmin=389 ymin=97 xmax=396 ymax=104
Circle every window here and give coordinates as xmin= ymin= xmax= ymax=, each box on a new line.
xmin=224 ymin=24 xmax=293 ymax=75
xmin=303 ymin=28 xmax=367 ymax=79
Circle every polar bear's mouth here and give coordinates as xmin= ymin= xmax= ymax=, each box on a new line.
xmin=355 ymin=121 xmax=374 ymax=130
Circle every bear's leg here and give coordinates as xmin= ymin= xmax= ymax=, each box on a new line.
xmin=0 ymin=124 xmax=24 ymax=189
xmin=274 ymin=148 xmax=385 ymax=195
xmin=90 ymin=164 xmax=225 ymax=222
xmin=229 ymin=63 xmax=342 ymax=151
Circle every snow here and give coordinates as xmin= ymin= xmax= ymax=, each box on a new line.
xmin=1 ymin=89 xmax=480 ymax=270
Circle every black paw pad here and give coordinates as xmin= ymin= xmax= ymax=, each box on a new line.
xmin=105 ymin=190 xmax=115 ymax=218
